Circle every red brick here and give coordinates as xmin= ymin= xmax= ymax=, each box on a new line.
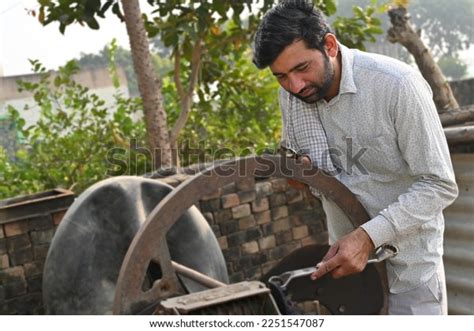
xmin=6 ymin=235 xmax=31 ymax=251
xmin=10 ymin=248 xmax=33 ymax=266
xmin=238 ymin=190 xmax=256 ymax=204
xmin=269 ymin=193 xmax=287 ymax=207
xmin=223 ymin=246 xmax=240 ymax=262
xmin=272 ymin=218 xmax=291 ymax=233
xmin=255 ymin=182 xmax=273 ymax=197
xmin=275 ymin=230 xmax=293 ymax=245
xmin=4 ymin=221 xmax=29 ymax=237
xmin=222 ymin=182 xmax=237 ymax=195
xmin=0 ymin=266 xmax=25 ymax=283
xmin=290 ymin=215 xmax=303 ymax=226
xmin=241 ymin=241 xmax=259 ymax=254
xmin=33 ymin=244 xmax=49 ymax=260
xmin=251 ymin=198 xmax=269 ymax=213
xmin=232 ymin=204 xmax=251 ymax=219
xmin=221 ymin=193 xmax=240 ymax=209
xmin=0 ymin=226 xmax=4 ymax=239
xmin=255 ymin=210 xmax=271 ymax=225
xmin=217 ymin=236 xmax=228 ymax=250
xmin=23 ymin=261 xmax=44 ymax=277
xmin=271 ymin=178 xmax=289 ymax=192
xmin=0 ymin=254 xmax=9 ymax=269
xmin=227 ymin=231 xmax=247 ymax=247
xmin=52 ymin=210 xmax=67 ymax=226
xmin=200 ymin=198 xmax=221 ymax=212
xmin=271 ymin=206 xmax=289 ymax=220
xmin=293 ymin=225 xmax=309 ymax=240
xmin=30 ymin=229 xmax=54 ymax=244
xmin=28 ymin=215 xmax=53 ymax=230
xmin=258 ymin=235 xmax=276 ymax=250
xmin=238 ymin=215 xmax=257 ymax=230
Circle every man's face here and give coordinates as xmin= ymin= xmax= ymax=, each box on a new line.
xmin=270 ymin=40 xmax=335 ymax=104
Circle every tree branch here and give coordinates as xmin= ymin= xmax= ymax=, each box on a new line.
xmin=444 ymin=125 xmax=474 ymax=145
xmin=170 ymin=39 xmax=203 ymax=145
xmin=173 ymin=49 xmax=185 ymax=101
xmin=440 ymin=105 xmax=474 ymax=127
xmin=387 ymin=7 xmax=459 ymax=111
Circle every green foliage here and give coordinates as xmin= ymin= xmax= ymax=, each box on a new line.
xmin=438 ymin=55 xmax=468 ymax=81
xmin=332 ymin=2 xmax=385 ymax=50
xmin=15 ymin=0 xmax=387 ymax=199
xmin=37 ymin=0 xmax=384 ymax=95
xmin=0 ymin=59 xmax=148 ymax=199
xmin=160 ymin=50 xmax=281 ymax=166
xmin=36 ymin=0 xmax=119 ymax=33
xmin=75 ymin=39 xmax=173 ymax=96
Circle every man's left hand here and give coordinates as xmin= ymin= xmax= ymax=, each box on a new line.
xmin=310 ymin=227 xmax=375 ymax=280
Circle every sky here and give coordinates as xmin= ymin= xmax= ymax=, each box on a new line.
xmin=0 ymin=0 xmax=148 ymax=77
xmin=0 ymin=0 xmax=473 ymax=78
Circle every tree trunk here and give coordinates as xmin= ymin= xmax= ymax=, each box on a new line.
xmin=121 ymin=0 xmax=172 ymax=169
xmin=387 ymin=7 xmax=459 ymax=112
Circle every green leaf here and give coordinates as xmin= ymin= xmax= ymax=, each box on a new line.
xmin=353 ymin=6 xmax=364 ymax=18
xmin=366 ymin=26 xmax=384 ymax=35
xmin=326 ymin=0 xmax=337 ymax=16
xmin=112 ymin=2 xmax=124 ymax=21
xmin=84 ymin=15 xmax=100 ymax=30
xmin=98 ymin=0 xmax=114 ymax=18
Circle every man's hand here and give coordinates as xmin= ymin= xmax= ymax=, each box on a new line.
xmin=310 ymin=227 xmax=375 ymax=280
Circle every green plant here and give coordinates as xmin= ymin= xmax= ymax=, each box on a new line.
xmin=0 ymin=59 xmax=148 ymax=198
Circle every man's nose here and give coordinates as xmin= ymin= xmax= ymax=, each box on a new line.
xmin=288 ymin=76 xmax=305 ymax=95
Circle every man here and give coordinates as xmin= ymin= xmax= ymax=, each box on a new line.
xmin=253 ymin=0 xmax=458 ymax=314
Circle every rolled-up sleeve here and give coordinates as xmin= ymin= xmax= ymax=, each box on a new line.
xmin=361 ymin=72 xmax=459 ymax=248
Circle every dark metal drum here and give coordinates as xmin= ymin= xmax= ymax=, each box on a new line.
xmin=43 ymin=176 xmax=228 ymax=314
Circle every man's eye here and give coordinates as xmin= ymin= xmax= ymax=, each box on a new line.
xmin=297 ymin=64 xmax=308 ymax=72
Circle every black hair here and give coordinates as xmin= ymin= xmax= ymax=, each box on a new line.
xmin=253 ymin=0 xmax=333 ymax=69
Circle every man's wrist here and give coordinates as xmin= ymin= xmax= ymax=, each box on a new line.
xmin=357 ymin=226 xmax=375 ymax=250
xmin=360 ymin=214 xmax=397 ymax=249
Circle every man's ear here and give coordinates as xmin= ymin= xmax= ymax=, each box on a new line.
xmin=324 ymin=33 xmax=339 ymax=58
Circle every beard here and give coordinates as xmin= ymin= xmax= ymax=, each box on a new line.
xmin=291 ymin=54 xmax=334 ymax=104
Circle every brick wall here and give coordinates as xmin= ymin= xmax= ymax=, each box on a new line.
xmin=0 ymin=176 xmax=327 ymax=314
xmin=0 ymin=212 xmax=68 ymax=314
xmin=159 ymin=174 xmax=328 ymax=284
xmin=0 ymin=190 xmax=73 ymax=314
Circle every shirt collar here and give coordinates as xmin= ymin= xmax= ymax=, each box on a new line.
xmin=338 ymin=43 xmax=357 ymax=95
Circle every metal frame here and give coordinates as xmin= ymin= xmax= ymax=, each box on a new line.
xmin=113 ymin=155 xmax=371 ymax=314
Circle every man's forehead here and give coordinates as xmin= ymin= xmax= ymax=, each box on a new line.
xmin=270 ymin=40 xmax=320 ymax=74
